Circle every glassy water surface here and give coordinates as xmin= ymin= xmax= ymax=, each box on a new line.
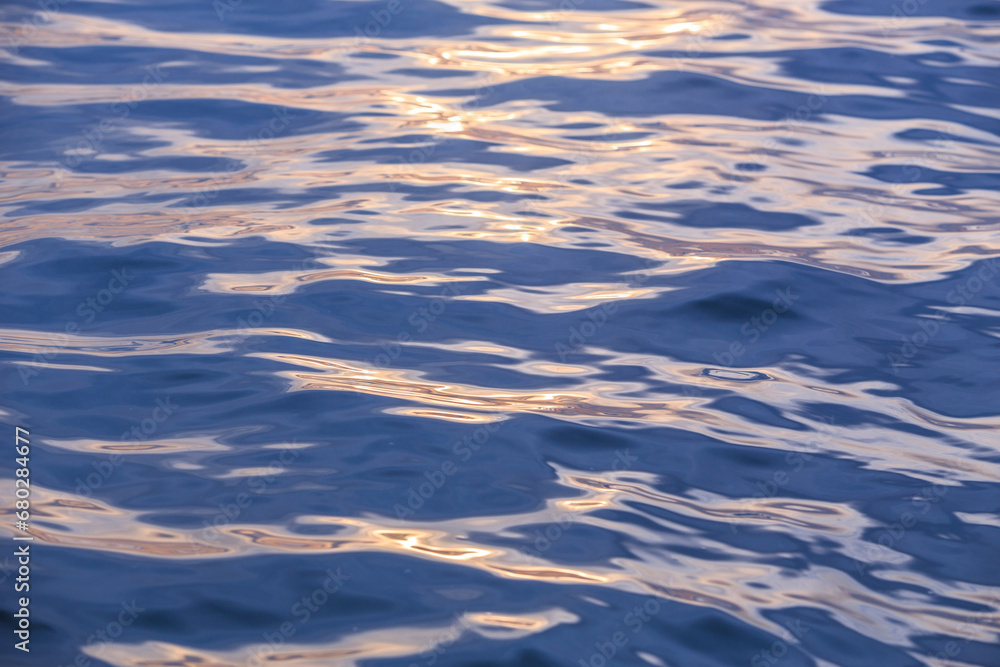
xmin=1 ymin=0 xmax=999 ymax=665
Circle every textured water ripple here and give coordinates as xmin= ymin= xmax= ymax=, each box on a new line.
xmin=1 ymin=0 xmax=999 ymax=666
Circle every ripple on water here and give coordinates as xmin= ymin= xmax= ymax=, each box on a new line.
xmin=1 ymin=0 xmax=999 ymax=665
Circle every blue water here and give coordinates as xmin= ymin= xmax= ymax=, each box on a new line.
xmin=2 ymin=0 xmax=999 ymax=665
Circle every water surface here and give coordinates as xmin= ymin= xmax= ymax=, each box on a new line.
xmin=1 ymin=0 xmax=999 ymax=665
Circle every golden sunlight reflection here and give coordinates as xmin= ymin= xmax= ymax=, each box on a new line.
xmin=5 ymin=2 xmax=1000 ymax=665
xmin=200 ymin=265 xmax=477 ymax=296
xmin=3 ymin=114 xmax=996 ymax=282
xmin=41 ymin=435 xmax=231 ymax=455
xmin=9 ymin=360 xmax=113 ymax=373
xmin=252 ymin=351 xmax=721 ymax=424
xmin=0 ymin=327 xmax=333 ymax=358
xmin=384 ymin=407 xmax=509 ymax=423
xmin=456 ymin=282 xmax=660 ymax=313
xmin=9 ymin=475 xmax=1000 ymax=647
xmin=246 ymin=350 xmax=1000 ymax=489
xmin=85 ymin=607 xmax=580 ymax=666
